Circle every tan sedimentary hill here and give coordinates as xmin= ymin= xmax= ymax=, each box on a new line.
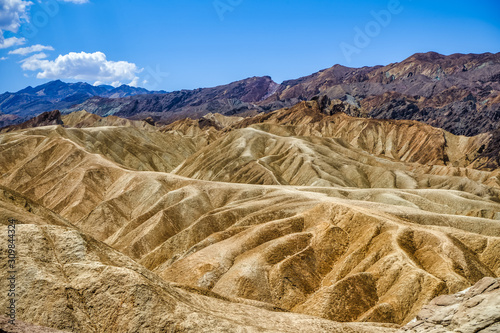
xmin=0 ymin=124 xmax=207 ymax=173
xmin=400 ymin=277 xmax=500 ymax=332
xmin=173 ymin=104 xmax=500 ymax=197
xmin=144 ymin=185 xmax=500 ymax=324
xmin=159 ymin=112 xmax=244 ymax=144
xmin=0 ymin=187 xmax=395 ymax=333
xmin=1 ymin=121 xmax=500 ymax=328
xmin=1 ymin=104 xmax=500 ymax=331
xmin=230 ymin=99 xmax=493 ymax=168
xmin=160 ymin=117 xmax=221 ymax=145
xmin=0 ymin=110 xmax=155 ymax=134
xmin=60 ymin=110 xmax=155 ymax=129
xmin=202 ymin=112 xmax=245 ymax=128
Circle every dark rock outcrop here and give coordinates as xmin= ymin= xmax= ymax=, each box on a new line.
xmin=0 ymin=110 xmax=63 ymax=133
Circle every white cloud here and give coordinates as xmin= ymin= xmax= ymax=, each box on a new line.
xmin=9 ymin=43 xmax=53 ymax=55
xmin=0 ymin=56 xmax=7 ymax=60
xmin=0 ymin=0 xmax=88 ymax=51
xmin=0 ymin=36 xmax=25 ymax=48
xmin=21 ymin=51 xmax=142 ymax=86
xmin=0 ymin=0 xmax=31 ymax=48
xmin=20 ymin=51 xmax=47 ymax=62
xmin=128 ymin=76 xmax=139 ymax=87
xmin=0 ymin=0 xmax=32 ymax=32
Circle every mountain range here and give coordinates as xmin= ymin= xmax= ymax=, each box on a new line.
xmin=2 ymin=52 xmax=499 ymax=137
xmin=0 ymin=80 xmax=165 ymax=127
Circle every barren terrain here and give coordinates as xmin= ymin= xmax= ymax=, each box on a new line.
xmin=0 ymin=101 xmax=499 ymax=332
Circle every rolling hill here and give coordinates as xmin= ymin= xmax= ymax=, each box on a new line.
xmin=1 ymin=103 xmax=499 ymax=332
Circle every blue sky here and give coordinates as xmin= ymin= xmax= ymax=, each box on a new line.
xmin=0 ymin=0 xmax=499 ymax=93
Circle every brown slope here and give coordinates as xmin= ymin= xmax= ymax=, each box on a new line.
xmin=363 ymin=51 xmax=500 ymax=134
xmin=366 ymin=52 xmax=500 ymax=83
xmin=1 ymin=186 xmax=395 ymax=333
xmin=173 ymin=100 xmax=499 ymax=195
xmin=159 ymin=112 xmax=244 ymax=142
xmin=1 ymin=124 xmax=500 ymax=327
xmin=60 ymin=110 xmax=155 ymax=129
xmin=0 ymin=124 xmax=205 ymax=174
xmin=479 ymin=125 xmax=500 ymax=169
xmin=231 ymin=99 xmax=493 ymax=168
xmin=264 ymin=64 xmax=377 ymax=102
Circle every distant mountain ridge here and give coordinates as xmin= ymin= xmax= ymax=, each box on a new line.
xmin=1 ymin=52 xmax=500 ymax=136
xmin=61 ymin=76 xmax=279 ymax=124
xmin=264 ymin=51 xmax=500 ymax=136
xmin=61 ymin=51 xmax=500 ymax=136
xmin=0 ymin=80 xmax=165 ymax=126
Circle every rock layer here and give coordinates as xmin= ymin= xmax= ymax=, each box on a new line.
xmin=401 ymin=277 xmax=500 ymax=333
